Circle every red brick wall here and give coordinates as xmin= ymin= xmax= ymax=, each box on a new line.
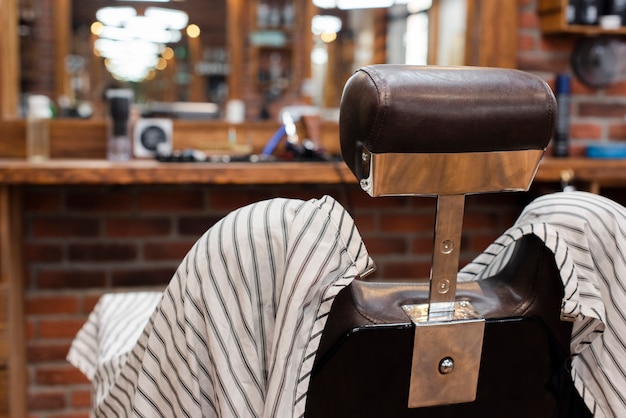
xmin=519 ymin=0 xmax=626 ymax=155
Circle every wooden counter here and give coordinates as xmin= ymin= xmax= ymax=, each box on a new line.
xmin=0 ymin=159 xmax=355 ymax=185
xmin=0 ymin=157 xmax=623 ymax=188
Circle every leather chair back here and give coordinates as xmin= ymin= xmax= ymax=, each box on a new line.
xmin=305 ymin=65 xmax=590 ymax=418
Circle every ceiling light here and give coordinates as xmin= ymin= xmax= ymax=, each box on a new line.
xmin=314 ymin=0 xmax=397 ymax=8
xmin=186 ymin=24 xmax=201 ymax=38
xmin=95 ymin=39 xmax=161 ymax=60
xmin=312 ymin=0 xmax=337 ymax=8
xmin=94 ymin=5 xmax=190 ymax=82
xmin=407 ymin=0 xmax=432 ymax=13
xmin=337 ymin=0 xmax=394 ymax=9
xmin=311 ymin=15 xmax=342 ymax=35
xmin=320 ymin=31 xmax=337 ymax=42
xmin=145 ymin=7 xmax=189 ymax=30
xmin=90 ymin=21 xmax=104 ymax=36
xmin=96 ymin=6 xmax=136 ymax=27
xmin=126 ymin=15 xmax=163 ymax=33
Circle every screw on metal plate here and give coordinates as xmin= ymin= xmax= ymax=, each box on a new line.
xmin=441 ymin=239 xmax=454 ymax=254
xmin=437 ymin=279 xmax=450 ymax=294
xmin=439 ymin=357 xmax=454 ymax=374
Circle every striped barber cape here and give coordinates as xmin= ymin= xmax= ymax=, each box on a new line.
xmin=70 ymin=191 xmax=626 ymax=417
xmin=459 ymin=191 xmax=626 ymax=418
xmin=68 ymin=195 xmax=374 ymax=417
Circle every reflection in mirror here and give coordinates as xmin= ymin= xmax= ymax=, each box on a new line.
xmin=90 ymin=7 xmax=189 ymax=82
xmin=15 ymin=0 xmax=467 ymax=121
xmin=310 ymin=0 xmax=466 ymax=110
xmin=72 ymin=0 xmax=227 ymax=119
xmin=19 ymin=0 xmax=227 ymax=119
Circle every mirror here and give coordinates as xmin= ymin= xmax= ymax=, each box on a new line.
xmin=18 ymin=0 xmax=227 ymax=119
xmin=309 ymin=0 xmax=467 ymax=110
xmin=6 ymin=0 xmax=516 ymax=121
xmin=15 ymin=0 xmax=314 ymax=121
xmin=73 ymin=1 xmax=227 ymax=118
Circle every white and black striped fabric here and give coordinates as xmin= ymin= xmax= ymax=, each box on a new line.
xmin=68 ymin=195 xmax=373 ymax=417
xmin=459 ymin=191 xmax=626 ymax=418
xmin=69 ymin=191 xmax=626 ymax=417
xmin=68 ymin=291 xmax=163 ymax=406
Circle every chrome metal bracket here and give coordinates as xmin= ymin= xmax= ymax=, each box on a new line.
xmin=357 ymin=144 xmax=522 ymax=408
xmin=402 ymin=301 xmax=485 ymax=408
xmin=358 ymin=146 xmax=544 ymax=197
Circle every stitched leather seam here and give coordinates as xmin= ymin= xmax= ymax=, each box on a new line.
xmin=360 ymin=66 xmax=388 ymax=149
xmin=348 ymin=281 xmax=425 ymax=324
xmin=349 ymin=284 xmax=382 ymax=324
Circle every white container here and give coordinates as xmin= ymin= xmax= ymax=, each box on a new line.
xmin=26 ymin=95 xmax=52 ymax=162
xmin=225 ymin=99 xmax=245 ymax=124
xmin=600 ymin=14 xmax=621 ymax=29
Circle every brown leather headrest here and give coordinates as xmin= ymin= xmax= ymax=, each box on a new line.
xmin=339 ymin=65 xmax=557 ymax=179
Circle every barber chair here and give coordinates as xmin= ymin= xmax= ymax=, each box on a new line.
xmin=305 ymin=66 xmax=592 ymax=417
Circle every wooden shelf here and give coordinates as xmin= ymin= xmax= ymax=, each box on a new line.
xmin=538 ymin=0 xmax=626 ymax=35
xmin=542 ymin=23 xmax=626 ymax=35
xmin=535 ymin=157 xmax=626 ymax=186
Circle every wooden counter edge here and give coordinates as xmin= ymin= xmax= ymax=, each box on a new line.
xmin=534 ymin=157 xmax=626 ymax=184
xmin=0 ymin=159 xmax=356 ymax=185
xmin=0 ymin=157 xmax=626 ymax=186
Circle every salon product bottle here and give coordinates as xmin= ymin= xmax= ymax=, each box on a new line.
xmin=106 ymin=89 xmax=133 ymax=162
xmin=26 ymin=95 xmax=52 ymax=162
xmin=577 ymin=0 xmax=602 ymax=24
xmin=553 ymin=74 xmax=571 ymax=158
xmin=566 ymin=0 xmax=579 ymax=24
xmin=257 ymin=0 xmax=270 ymax=27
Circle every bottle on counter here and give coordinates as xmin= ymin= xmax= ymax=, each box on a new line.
xmin=567 ymin=0 xmax=580 ymax=24
xmin=553 ymin=74 xmax=571 ymax=158
xmin=26 ymin=94 xmax=52 ymax=162
xmin=106 ymin=88 xmax=133 ymax=162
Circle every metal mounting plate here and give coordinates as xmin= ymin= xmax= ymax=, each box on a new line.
xmin=402 ymin=302 xmax=485 ymax=408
